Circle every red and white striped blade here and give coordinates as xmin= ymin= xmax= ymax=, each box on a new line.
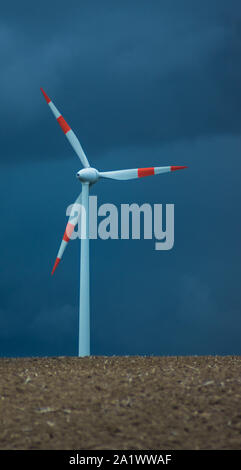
xmin=40 ymin=88 xmax=90 ymax=169
xmin=99 ymin=165 xmax=187 ymax=180
xmin=51 ymin=192 xmax=82 ymax=275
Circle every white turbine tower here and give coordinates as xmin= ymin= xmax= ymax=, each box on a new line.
xmin=41 ymin=88 xmax=187 ymax=357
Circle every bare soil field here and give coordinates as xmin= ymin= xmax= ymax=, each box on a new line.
xmin=0 ymin=355 xmax=241 ymax=450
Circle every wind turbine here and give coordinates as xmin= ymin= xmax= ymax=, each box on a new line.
xmin=40 ymin=88 xmax=187 ymax=357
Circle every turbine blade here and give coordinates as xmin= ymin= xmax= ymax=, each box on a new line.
xmin=40 ymin=88 xmax=90 ymax=168
xmin=51 ymin=192 xmax=82 ymax=275
xmin=99 ymin=165 xmax=187 ymax=180
xmin=170 ymin=166 xmax=188 ymax=171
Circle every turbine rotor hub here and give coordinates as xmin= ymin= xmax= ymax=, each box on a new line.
xmin=76 ymin=167 xmax=99 ymax=184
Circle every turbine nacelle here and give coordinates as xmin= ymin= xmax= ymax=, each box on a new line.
xmin=76 ymin=167 xmax=99 ymax=183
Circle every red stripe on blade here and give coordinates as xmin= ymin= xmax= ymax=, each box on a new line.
xmin=138 ymin=167 xmax=155 ymax=178
xmin=63 ymin=223 xmax=75 ymax=242
xmin=40 ymin=88 xmax=51 ymax=104
xmin=57 ymin=115 xmax=71 ymax=134
xmin=51 ymin=257 xmax=60 ymax=275
xmin=171 ymin=166 xmax=188 ymax=171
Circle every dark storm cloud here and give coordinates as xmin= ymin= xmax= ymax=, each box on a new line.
xmin=0 ymin=0 xmax=241 ymax=163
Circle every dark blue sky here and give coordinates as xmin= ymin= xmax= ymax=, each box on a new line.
xmin=1 ymin=0 xmax=241 ymax=357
